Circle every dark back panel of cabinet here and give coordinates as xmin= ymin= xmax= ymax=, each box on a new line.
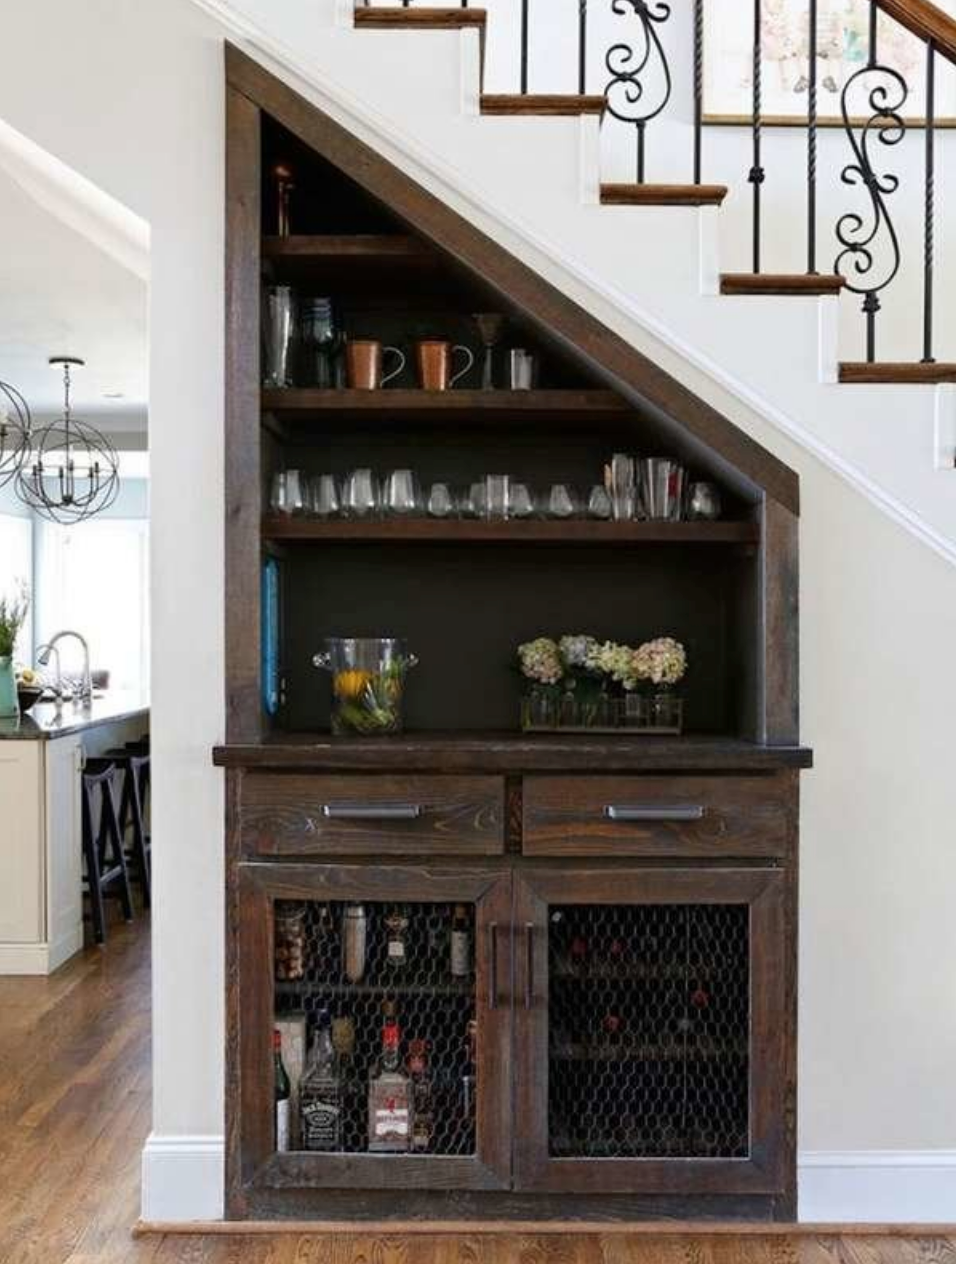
xmin=281 ymin=543 xmax=745 ymax=734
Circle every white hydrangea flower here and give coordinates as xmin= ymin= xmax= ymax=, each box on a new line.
xmin=559 ymin=634 xmax=599 ymax=670
xmin=632 ymin=636 xmax=687 ymax=687
xmin=518 ymin=637 xmax=564 ymax=686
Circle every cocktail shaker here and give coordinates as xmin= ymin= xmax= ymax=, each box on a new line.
xmin=343 ymin=904 xmax=367 ymax=983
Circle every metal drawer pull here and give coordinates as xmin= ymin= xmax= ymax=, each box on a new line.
xmin=487 ymin=922 xmax=499 ymax=1010
xmin=322 ymin=803 xmax=422 ymax=821
xmin=604 ymin=804 xmax=705 ymax=823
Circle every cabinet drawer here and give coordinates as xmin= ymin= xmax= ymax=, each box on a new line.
xmin=523 ymin=775 xmax=790 ymax=858
xmin=241 ymin=773 xmax=505 ymax=856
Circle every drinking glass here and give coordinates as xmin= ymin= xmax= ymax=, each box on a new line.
xmin=587 ymin=485 xmax=612 ymax=519
xmin=640 ymin=458 xmax=685 ymax=522
xmin=263 ymin=286 xmax=296 ymax=388
xmin=299 ymin=296 xmax=338 ymax=388
xmin=427 ymin=483 xmax=455 ymax=518
xmin=485 ymin=474 xmax=510 ymax=521
xmin=269 ymin=471 xmax=288 ymax=515
xmin=509 ymin=349 xmax=537 ymax=390
xmin=546 ymin=484 xmax=578 ymax=519
xmin=686 ymin=481 xmax=722 ymax=521
xmin=608 ymin=453 xmax=636 ymax=521
xmin=342 ymin=468 xmax=380 ymax=518
xmin=508 ymin=482 xmax=535 ymax=519
xmin=462 ymin=482 xmax=486 ymax=518
xmin=311 ymin=474 xmax=340 ymax=519
xmin=384 ymin=469 xmax=422 ymax=517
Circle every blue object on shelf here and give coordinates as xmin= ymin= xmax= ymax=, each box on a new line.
xmin=261 ymin=557 xmax=280 ymax=716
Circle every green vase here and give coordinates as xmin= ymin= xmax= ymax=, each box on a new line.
xmin=0 ymin=656 xmax=19 ymax=719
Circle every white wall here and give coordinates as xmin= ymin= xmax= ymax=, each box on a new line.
xmin=2 ymin=0 xmax=955 ymax=1224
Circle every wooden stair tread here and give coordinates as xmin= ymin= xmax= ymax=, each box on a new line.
xmin=354 ymin=7 xmax=487 ymax=29
xmin=601 ymin=183 xmax=728 ymax=207
xmin=839 ymin=361 xmax=956 ymax=384
xmin=481 ymin=94 xmax=605 ymax=116
xmin=720 ymin=273 xmax=845 ymax=296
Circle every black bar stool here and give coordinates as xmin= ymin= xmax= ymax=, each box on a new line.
xmin=81 ymin=759 xmax=135 ymax=944
xmin=105 ymin=746 xmax=151 ymax=908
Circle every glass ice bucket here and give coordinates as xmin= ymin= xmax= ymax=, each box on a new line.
xmin=312 ymin=637 xmax=418 ymax=736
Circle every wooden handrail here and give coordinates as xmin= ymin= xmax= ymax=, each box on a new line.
xmin=878 ymin=0 xmax=956 ymax=66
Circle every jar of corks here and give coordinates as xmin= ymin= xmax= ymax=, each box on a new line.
xmin=275 ymin=902 xmax=307 ymax=980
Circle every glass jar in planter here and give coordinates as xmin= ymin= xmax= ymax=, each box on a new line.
xmin=312 ymin=636 xmax=418 ymax=736
xmin=624 ymin=691 xmax=684 ymax=734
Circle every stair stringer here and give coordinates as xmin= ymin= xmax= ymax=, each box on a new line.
xmin=193 ymin=0 xmax=956 ymax=565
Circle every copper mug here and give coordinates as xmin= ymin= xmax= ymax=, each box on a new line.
xmin=346 ymin=340 xmax=406 ymax=390
xmin=415 ymin=339 xmax=475 ymax=391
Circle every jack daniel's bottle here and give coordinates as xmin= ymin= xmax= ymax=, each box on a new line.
xmin=368 ymin=1000 xmax=411 ymax=1152
xmin=300 ymin=1008 xmax=341 ymax=1151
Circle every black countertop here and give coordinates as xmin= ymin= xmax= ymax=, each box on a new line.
xmin=0 ymin=692 xmax=150 ymax=741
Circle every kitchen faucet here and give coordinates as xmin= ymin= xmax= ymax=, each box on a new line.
xmin=38 ymin=631 xmax=93 ymax=703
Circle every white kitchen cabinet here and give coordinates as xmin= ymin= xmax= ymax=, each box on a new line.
xmin=0 ymin=736 xmax=84 ymax=975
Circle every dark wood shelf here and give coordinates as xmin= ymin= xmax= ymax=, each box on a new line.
xmin=552 ymin=1041 xmax=748 ymax=1063
xmin=261 ymin=517 xmax=758 ymax=545
xmin=275 ymin=978 xmax=473 ymax=998
xmin=262 ymin=234 xmax=436 ymax=262
xmin=261 ymin=387 xmax=629 ymax=424
xmin=213 ymin=733 xmax=814 ymax=773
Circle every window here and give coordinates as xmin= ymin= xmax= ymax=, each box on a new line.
xmin=0 ymin=513 xmax=34 ymax=662
xmin=35 ymin=519 xmax=149 ymax=693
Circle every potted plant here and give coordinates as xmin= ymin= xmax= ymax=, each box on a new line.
xmin=0 ymin=584 xmax=30 ymax=719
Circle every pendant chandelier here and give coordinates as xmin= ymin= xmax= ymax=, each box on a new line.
xmin=0 ymin=378 xmax=31 ymax=491
xmin=17 ymin=357 xmax=120 ymax=524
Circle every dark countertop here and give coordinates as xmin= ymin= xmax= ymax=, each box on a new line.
xmin=213 ymin=732 xmax=813 ymax=773
xmin=0 ymin=692 xmax=150 ymax=741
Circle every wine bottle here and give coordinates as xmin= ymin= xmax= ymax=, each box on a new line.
xmin=273 ymin=1028 xmax=291 ymax=1153
xmin=450 ymin=904 xmax=471 ymax=978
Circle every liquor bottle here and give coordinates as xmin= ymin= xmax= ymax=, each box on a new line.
xmin=274 ymin=1028 xmax=291 ymax=1153
xmin=385 ymin=906 xmax=409 ymax=969
xmin=300 ymin=1008 xmax=342 ymax=1151
xmin=272 ymin=163 xmax=295 ymax=237
xmin=450 ymin=904 xmax=471 ymax=978
xmin=461 ymin=1017 xmax=478 ymax=1124
xmin=408 ymin=1039 xmax=434 ymax=1153
xmin=368 ymin=1000 xmax=411 ymax=1152
xmin=343 ymin=904 xmax=367 ymax=983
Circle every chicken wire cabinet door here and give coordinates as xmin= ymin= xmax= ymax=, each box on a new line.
xmin=512 ymin=868 xmax=789 ymax=1196
xmin=232 ymin=863 xmax=513 ymax=1202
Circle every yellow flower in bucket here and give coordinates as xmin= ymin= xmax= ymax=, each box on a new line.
xmin=333 ymin=669 xmax=373 ymax=701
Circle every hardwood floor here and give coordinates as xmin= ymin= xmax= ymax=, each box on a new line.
xmin=0 ymin=913 xmax=952 ymax=1263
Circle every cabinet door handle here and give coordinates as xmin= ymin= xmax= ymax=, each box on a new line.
xmin=321 ymin=803 xmax=422 ymax=821
xmin=604 ymin=804 xmax=705 ymax=823
xmin=524 ymin=923 xmax=535 ymax=1010
xmin=487 ymin=922 xmax=499 ymax=1011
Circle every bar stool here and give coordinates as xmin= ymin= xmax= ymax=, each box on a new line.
xmin=105 ymin=746 xmax=151 ymax=908
xmin=81 ymin=759 xmax=135 ymax=944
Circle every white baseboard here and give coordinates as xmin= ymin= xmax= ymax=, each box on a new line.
xmin=139 ymin=1138 xmax=956 ymax=1225
xmin=799 ymin=1150 xmax=956 ymax=1223
xmin=0 ymin=941 xmax=54 ymax=975
xmin=141 ymin=1134 xmax=224 ymax=1222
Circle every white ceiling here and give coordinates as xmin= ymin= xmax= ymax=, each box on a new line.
xmin=0 ymin=168 xmax=147 ymax=440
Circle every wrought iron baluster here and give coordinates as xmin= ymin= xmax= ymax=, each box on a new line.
xmin=749 ymin=0 xmax=765 ymax=273
xmin=834 ymin=0 xmax=907 ymax=364
xmin=693 ymin=0 xmax=703 ymax=184
xmin=579 ymin=1 xmax=588 ymax=94
xmin=604 ymin=0 xmax=673 ymax=187
xmin=923 ymin=40 xmax=936 ymax=364
xmin=807 ymin=0 xmax=818 ymax=274
xmin=521 ymin=0 xmax=530 ymax=94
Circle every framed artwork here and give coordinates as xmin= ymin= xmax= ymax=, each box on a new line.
xmin=703 ymin=0 xmax=956 ymax=127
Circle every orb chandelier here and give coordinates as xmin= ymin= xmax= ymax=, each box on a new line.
xmin=17 ymin=357 xmax=120 ymax=524
xmin=0 ymin=378 xmax=31 ymax=490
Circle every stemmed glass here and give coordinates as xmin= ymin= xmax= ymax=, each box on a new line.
xmin=473 ymin=313 xmax=506 ymax=391
xmin=342 ymin=469 xmax=380 ymax=519
xmin=299 ymin=297 xmax=339 ymax=388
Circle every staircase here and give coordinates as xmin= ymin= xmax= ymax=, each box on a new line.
xmin=194 ymin=0 xmax=956 ymax=559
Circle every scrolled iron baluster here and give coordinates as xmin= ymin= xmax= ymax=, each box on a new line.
xmin=693 ymin=0 xmax=703 ymax=184
xmin=579 ymin=0 xmax=588 ymax=95
xmin=750 ymin=0 xmax=765 ymax=274
xmin=834 ymin=60 xmax=908 ymax=364
xmin=922 ymin=40 xmax=936 ymax=365
xmin=604 ymin=0 xmax=673 ymax=185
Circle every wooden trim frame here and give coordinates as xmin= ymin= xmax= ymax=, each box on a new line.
xmin=511 ymin=868 xmax=789 ymax=1198
xmin=229 ymin=862 xmax=514 ymax=1217
xmin=224 ymin=44 xmax=799 ymax=516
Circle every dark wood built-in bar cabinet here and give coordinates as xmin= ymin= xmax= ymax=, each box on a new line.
xmin=215 ymin=46 xmax=811 ymax=1224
